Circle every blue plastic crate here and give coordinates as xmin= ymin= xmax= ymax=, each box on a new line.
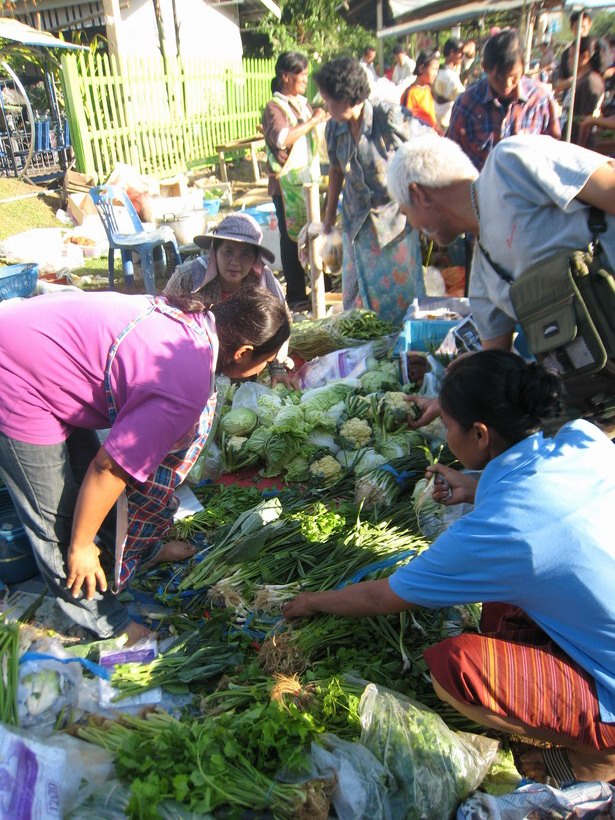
xmin=394 ymin=318 xmax=458 ymax=354
xmin=202 ymin=198 xmax=222 ymax=216
xmin=0 ymin=263 xmax=39 ymax=301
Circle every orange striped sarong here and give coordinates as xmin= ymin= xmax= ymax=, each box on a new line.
xmin=424 ymin=603 xmax=615 ymax=751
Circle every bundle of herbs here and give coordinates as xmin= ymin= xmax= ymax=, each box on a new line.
xmin=77 ymin=705 xmax=332 ymax=819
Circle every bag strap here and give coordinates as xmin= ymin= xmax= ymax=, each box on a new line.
xmin=588 ymin=206 xmax=606 ymax=244
xmin=476 ymin=239 xmax=514 ymax=284
xmin=477 ymin=207 xmax=608 ymax=286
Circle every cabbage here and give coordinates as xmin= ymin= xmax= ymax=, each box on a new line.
xmin=377 ymin=439 xmax=407 ymax=461
xmin=261 ymin=432 xmax=303 ymax=475
xmin=303 ymin=399 xmax=346 ymax=431
xmin=300 ymin=381 xmax=359 ymax=411
xmin=359 ymin=370 xmax=401 ymax=394
xmin=256 ymin=394 xmax=284 ymax=427
xmin=307 ymin=428 xmax=340 ymax=454
xmin=284 ymin=454 xmax=311 ymax=482
xmin=219 ymin=408 xmax=258 ymax=436
xmin=336 ymin=448 xmax=366 ymax=470
xmin=245 ymin=426 xmax=273 ymax=456
xmin=377 ymin=431 xmax=428 ymax=461
xmin=353 ymin=449 xmax=388 ymax=476
xmin=271 ymin=405 xmax=308 ymax=436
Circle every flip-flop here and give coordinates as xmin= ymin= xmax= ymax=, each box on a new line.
xmin=510 ymin=742 xmax=577 ymax=789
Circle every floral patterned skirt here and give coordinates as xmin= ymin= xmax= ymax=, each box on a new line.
xmin=342 ymin=218 xmax=425 ymax=327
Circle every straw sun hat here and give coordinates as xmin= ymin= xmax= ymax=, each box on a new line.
xmin=194 ymin=213 xmax=275 ymax=264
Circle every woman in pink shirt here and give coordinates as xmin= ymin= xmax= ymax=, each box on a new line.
xmin=0 ymin=287 xmax=290 ymax=643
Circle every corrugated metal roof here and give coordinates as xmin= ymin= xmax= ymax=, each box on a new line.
xmin=380 ymin=0 xmax=552 ymax=37
xmin=0 ymin=16 xmax=88 ymax=45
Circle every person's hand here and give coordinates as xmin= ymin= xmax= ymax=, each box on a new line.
xmin=282 ymin=593 xmax=318 ymax=620
xmin=311 ymin=107 xmax=329 ymax=126
xmin=404 ymin=395 xmax=441 ymax=429
xmin=271 ymin=370 xmax=301 ymax=390
xmin=427 ymin=463 xmax=478 ymax=506
xmin=66 ymin=543 xmax=107 ymax=600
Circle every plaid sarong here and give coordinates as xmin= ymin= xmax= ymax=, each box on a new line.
xmin=103 ymin=297 xmax=217 ymax=590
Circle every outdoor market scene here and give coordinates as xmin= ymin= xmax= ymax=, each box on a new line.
xmin=0 ymin=0 xmax=615 ymax=816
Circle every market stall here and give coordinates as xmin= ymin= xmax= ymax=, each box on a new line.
xmin=1 ymin=296 xmax=614 ymax=818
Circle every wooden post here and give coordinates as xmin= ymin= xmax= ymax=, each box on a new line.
xmin=304 ymin=182 xmax=326 ymax=319
xmin=102 ymin=0 xmax=124 ymax=62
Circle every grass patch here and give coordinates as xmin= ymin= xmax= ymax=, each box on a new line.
xmin=0 ymin=179 xmax=64 ymax=241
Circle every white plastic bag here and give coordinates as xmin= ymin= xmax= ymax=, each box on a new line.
xmin=321 ymin=227 xmax=343 ymax=274
xmin=231 ymin=381 xmax=275 ymax=413
xmin=0 ymin=724 xmax=113 ymax=819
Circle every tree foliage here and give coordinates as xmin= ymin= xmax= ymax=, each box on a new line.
xmin=250 ymin=0 xmax=374 ymax=62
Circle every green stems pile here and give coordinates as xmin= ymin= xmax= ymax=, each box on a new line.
xmin=0 ymin=618 xmax=20 ymax=726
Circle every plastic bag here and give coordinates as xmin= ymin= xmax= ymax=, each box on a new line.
xmin=310 ymin=733 xmax=392 ymax=820
xmin=231 ymin=381 xmax=275 ymax=413
xmin=321 ymin=227 xmax=343 ymax=275
xmin=17 ymin=636 xmax=85 ymax=729
xmin=0 ymin=724 xmax=113 ymax=819
xmin=360 ymin=683 xmax=499 ymax=820
xmin=186 ymin=439 xmax=223 ymax=484
xmin=0 ymin=228 xmax=84 ymax=273
xmin=425 ymin=266 xmax=446 ymax=297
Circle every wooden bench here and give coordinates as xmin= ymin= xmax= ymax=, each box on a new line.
xmin=216 ymin=136 xmax=266 ymax=183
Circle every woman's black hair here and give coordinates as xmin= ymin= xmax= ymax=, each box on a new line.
xmin=314 ymin=57 xmax=370 ymax=106
xmin=439 ymin=351 xmax=561 ymax=444
xmin=271 ymin=51 xmax=309 ymax=95
xmin=578 ymin=36 xmax=602 ymax=73
xmin=482 ymin=29 xmax=523 ymax=74
xmin=210 ymin=286 xmax=291 ymax=371
xmin=415 ymin=50 xmax=440 ymax=74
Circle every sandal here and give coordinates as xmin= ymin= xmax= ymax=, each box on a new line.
xmin=510 ymin=742 xmax=577 ymax=789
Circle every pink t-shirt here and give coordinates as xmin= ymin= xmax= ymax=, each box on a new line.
xmin=0 ymin=291 xmax=215 ymax=482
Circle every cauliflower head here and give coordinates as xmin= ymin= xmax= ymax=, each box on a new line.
xmin=309 ymin=455 xmax=343 ymax=485
xmin=338 ymin=417 xmax=372 ymax=450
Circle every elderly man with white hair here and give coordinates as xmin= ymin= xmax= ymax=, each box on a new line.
xmin=387 ymin=132 xmax=615 ymax=426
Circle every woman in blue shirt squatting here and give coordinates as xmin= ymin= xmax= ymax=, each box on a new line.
xmin=316 ymin=57 xmax=428 ymax=328
xmin=284 ymin=350 xmax=615 ymax=787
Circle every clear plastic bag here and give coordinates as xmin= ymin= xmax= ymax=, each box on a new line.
xmin=310 ymin=733 xmax=392 ymax=820
xmin=360 ymin=684 xmax=499 ymax=820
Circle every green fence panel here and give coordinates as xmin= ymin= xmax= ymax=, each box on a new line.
xmin=61 ymin=54 xmax=278 ymax=180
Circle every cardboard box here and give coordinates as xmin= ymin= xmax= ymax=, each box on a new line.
xmin=159 ymin=174 xmax=189 ymax=198
xmin=67 ymin=192 xmax=100 ymax=226
xmin=62 ymin=170 xmax=98 ymax=205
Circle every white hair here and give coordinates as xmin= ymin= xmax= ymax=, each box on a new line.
xmin=387 ymin=134 xmax=478 ymax=207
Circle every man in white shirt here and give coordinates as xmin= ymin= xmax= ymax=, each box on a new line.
xmin=359 ymin=45 xmax=378 ymax=91
xmin=391 ymin=44 xmax=416 ymax=86
xmin=434 ymin=38 xmax=465 ymax=129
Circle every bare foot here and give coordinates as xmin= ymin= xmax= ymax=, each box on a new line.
xmin=516 ymin=746 xmax=615 ymax=784
xmin=121 ymin=620 xmax=155 ymax=646
xmin=150 ymin=540 xmax=197 ymax=565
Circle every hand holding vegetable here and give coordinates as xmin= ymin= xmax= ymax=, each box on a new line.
xmin=66 ymin=542 xmax=107 ymax=600
xmin=427 ymin=463 xmax=477 ymax=506
xmin=271 ymin=369 xmax=301 ymax=391
xmin=282 ymin=593 xmax=319 ymax=620
xmin=404 ymin=396 xmax=441 ymax=429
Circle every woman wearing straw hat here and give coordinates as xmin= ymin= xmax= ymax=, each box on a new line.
xmin=165 ymin=213 xmax=294 ymax=386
